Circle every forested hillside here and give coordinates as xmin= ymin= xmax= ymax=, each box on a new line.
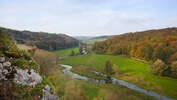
xmin=93 ymin=28 xmax=177 ymax=78
xmin=0 ymin=27 xmax=80 ymax=51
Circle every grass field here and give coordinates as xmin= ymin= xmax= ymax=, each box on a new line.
xmin=53 ymin=48 xmax=177 ymax=99
xmin=53 ymin=47 xmax=79 ymax=56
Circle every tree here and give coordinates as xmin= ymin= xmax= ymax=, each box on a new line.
xmin=70 ymin=50 xmax=75 ymax=56
xmin=145 ymin=45 xmax=153 ymax=61
xmin=170 ymin=61 xmax=177 ymax=78
xmin=151 ymin=59 xmax=169 ymax=76
xmin=79 ymin=47 xmax=83 ymax=55
xmin=104 ymin=60 xmax=114 ymax=75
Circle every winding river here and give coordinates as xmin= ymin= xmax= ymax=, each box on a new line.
xmin=61 ymin=64 xmax=175 ymax=100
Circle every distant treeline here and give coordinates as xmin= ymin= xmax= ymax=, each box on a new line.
xmin=0 ymin=27 xmax=80 ymax=51
xmin=93 ymin=28 xmax=177 ymax=78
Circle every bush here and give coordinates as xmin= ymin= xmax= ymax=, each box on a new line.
xmin=15 ymin=59 xmax=27 ymax=68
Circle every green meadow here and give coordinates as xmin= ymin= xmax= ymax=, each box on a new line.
xmin=53 ymin=47 xmax=79 ymax=56
xmin=53 ymin=48 xmax=177 ymax=99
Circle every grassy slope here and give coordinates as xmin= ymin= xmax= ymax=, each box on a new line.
xmin=54 ymin=48 xmax=177 ymax=99
xmin=53 ymin=47 xmax=79 ymax=56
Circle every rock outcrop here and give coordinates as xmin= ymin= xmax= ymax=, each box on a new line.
xmin=0 ymin=56 xmax=59 ymax=100
xmin=14 ymin=69 xmax=42 ymax=87
xmin=0 ymin=57 xmax=42 ymax=87
xmin=0 ymin=57 xmax=16 ymax=81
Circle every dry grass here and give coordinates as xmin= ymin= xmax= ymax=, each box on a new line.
xmin=17 ymin=44 xmax=37 ymax=51
xmin=18 ymin=44 xmax=58 ymax=76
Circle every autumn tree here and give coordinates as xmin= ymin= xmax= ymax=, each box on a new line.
xmin=33 ymin=49 xmax=57 ymax=76
xmin=151 ymin=59 xmax=169 ymax=76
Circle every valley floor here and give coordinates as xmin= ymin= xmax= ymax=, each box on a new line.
xmin=47 ymin=65 xmax=156 ymax=100
xmin=53 ymin=48 xmax=177 ymax=99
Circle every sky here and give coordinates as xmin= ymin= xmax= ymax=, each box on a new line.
xmin=0 ymin=0 xmax=177 ymax=36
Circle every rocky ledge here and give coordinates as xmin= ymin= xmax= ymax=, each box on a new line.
xmin=0 ymin=57 xmax=59 ymax=100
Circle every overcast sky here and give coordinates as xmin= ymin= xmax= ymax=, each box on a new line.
xmin=0 ymin=0 xmax=177 ymax=36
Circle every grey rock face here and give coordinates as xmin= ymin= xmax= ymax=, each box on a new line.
xmin=44 ymin=85 xmax=51 ymax=91
xmin=14 ymin=69 xmax=42 ymax=87
xmin=0 ymin=57 xmax=42 ymax=87
xmin=0 ymin=57 xmax=5 ymax=63
xmin=42 ymin=85 xmax=59 ymax=100
xmin=0 ymin=63 xmax=3 ymax=69
xmin=3 ymin=61 xmax=11 ymax=67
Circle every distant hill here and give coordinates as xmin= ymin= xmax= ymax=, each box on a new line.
xmin=90 ymin=35 xmax=111 ymax=40
xmin=83 ymin=35 xmax=112 ymax=44
xmin=74 ymin=35 xmax=111 ymax=41
xmin=0 ymin=27 xmax=80 ymax=51
xmin=74 ymin=36 xmax=94 ymax=41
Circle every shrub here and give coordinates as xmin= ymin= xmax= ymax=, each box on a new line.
xmin=15 ymin=59 xmax=27 ymax=68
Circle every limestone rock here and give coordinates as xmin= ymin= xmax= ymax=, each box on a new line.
xmin=0 ymin=63 xmax=3 ymax=69
xmin=0 ymin=57 xmax=5 ymax=63
xmin=44 ymin=85 xmax=51 ymax=91
xmin=14 ymin=69 xmax=42 ymax=87
xmin=42 ymin=85 xmax=59 ymax=100
xmin=3 ymin=61 xmax=11 ymax=67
